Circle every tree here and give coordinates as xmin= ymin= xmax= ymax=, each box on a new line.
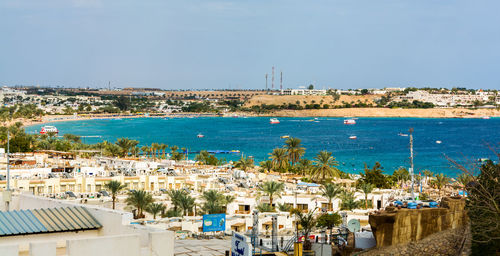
xmin=311 ymin=151 xmax=340 ymax=183
xmin=269 ymin=148 xmax=289 ymax=172
xmin=259 ymin=181 xmax=285 ymax=207
xmin=179 ymin=193 xmax=196 ymax=216
xmin=320 ymin=183 xmax=343 ymax=211
xmin=392 ymin=167 xmax=410 ymax=188
xmin=284 ymin=137 xmax=305 ymax=166
xmin=166 ymin=189 xmax=187 ymax=212
xmin=291 ymin=208 xmax=317 ymax=250
xmin=433 ymin=173 xmax=450 ymax=197
xmin=141 ymin=146 xmax=149 ymax=158
xmin=358 ymin=183 xmax=375 ymax=209
xmin=114 ymin=96 xmax=131 ymax=111
xmin=234 ymin=156 xmax=254 ymax=171
xmin=316 ymin=213 xmax=342 ymax=243
xmin=201 ymin=190 xmax=225 ymax=214
xmin=359 ymin=162 xmax=391 ymax=189
xmin=308 ymin=84 xmax=314 ymax=90
xmin=340 ymin=191 xmax=361 ymax=211
xmin=296 ymin=159 xmax=313 ymax=176
xmin=146 ymin=203 xmax=165 ymax=219
xmin=277 ymin=203 xmax=292 ymax=212
xmin=104 ymin=180 xmax=126 ymax=210
xmin=256 ymin=203 xmax=274 ymax=213
xmin=259 ymin=160 xmax=273 ymax=173
xmin=126 ymin=190 xmax=154 ymax=219
xmin=457 ymin=173 xmax=473 ymax=188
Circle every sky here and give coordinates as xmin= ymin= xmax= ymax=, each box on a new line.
xmin=0 ymin=0 xmax=499 ymax=90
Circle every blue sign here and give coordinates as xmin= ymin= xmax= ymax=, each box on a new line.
xmin=202 ymin=213 xmax=226 ymax=232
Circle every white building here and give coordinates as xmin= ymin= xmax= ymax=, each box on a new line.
xmin=281 ymin=89 xmax=327 ymax=96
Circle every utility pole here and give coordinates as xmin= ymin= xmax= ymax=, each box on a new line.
xmin=409 ymin=127 xmax=415 ymax=199
xmin=4 ymin=130 xmax=11 ymax=211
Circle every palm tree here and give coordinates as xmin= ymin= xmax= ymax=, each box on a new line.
xmin=320 ymin=183 xmax=343 ymax=211
xmin=126 ymin=190 xmax=154 ymax=219
xmin=166 ymin=189 xmax=187 ymax=212
xmin=141 ymin=146 xmax=149 ymax=158
xmin=284 ymin=137 xmax=305 ymax=166
xmin=311 ymin=151 xmax=340 ymax=183
xmin=457 ymin=173 xmax=472 ymax=188
xmin=151 ymin=143 xmax=160 ymax=160
xmin=269 ymin=148 xmax=289 ymax=172
xmin=179 ymin=194 xmax=196 ymax=216
xmin=259 ymin=160 xmax=273 ymax=173
xmin=296 ymin=159 xmax=313 ymax=176
xmin=116 ymin=138 xmax=133 ymax=157
xmin=259 ymin=181 xmax=285 ymax=206
xmin=277 ymin=203 xmax=292 ymax=212
xmin=256 ymin=203 xmax=274 ymax=212
xmin=358 ymin=183 xmax=375 ymax=209
xmin=201 ymin=190 xmax=225 ymax=214
xmin=392 ymin=167 xmax=410 ymax=188
xmin=434 ymin=173 xmax=450 ymax=197
xmin=104 ymin=180 xmax=126 ymax=210
xmin=146 ymin=203 xmax=165 ymax=219
xmin=339 ymin=191 xmax=359 ymax=211
xmin=160 ymin=143 xmax=168 ymax=159
xmin=235 ymin=157 xmax=254 ymax=171
xmin=291 ymin=208 xmax=317 ymax=250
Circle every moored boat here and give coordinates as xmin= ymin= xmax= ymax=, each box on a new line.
xmin=40 ymin=126 xmax=58 ymax=134
xmin=349 ymin=135 xmax=357 ymax=139
xmin=344 ymin=119 xmax=356 ymax=125
xmin=270 ymin=118 xmax=280 ymax=124
xmin=197 ymin=133 xmax=205 ymax=138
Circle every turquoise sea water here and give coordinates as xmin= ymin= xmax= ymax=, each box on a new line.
xmin=27 ymin=117 xmax=500 ymax=176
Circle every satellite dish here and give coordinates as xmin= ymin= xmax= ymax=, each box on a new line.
xmin=347 ymin=219 xmax=361 ymax=233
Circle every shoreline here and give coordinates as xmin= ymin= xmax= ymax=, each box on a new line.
xmin=15 ymin=107 xmax=500 ymax=128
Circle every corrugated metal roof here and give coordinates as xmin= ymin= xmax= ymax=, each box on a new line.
xmin=0 ymin=206 xmax=102 ymax=236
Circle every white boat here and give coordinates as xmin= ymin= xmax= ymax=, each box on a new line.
xmin=436 ymin=140 xmax=442 ymax=144
xmin=344 ymin=119 xmax=356 ymax=125
xmin=349 ymin=136 xmax=357 ymax=139
xmin=197 ymin=133 xmax=205 ymax=138
xmin=270 ymin=118 xmax=280 ymax=124
xmin=40 ymin=126 xmax=58 ymax=134
xmin=398 ymin=133 xmax=409 ymax=137
xmin=482 ymin=116 xmax=490 ymax=119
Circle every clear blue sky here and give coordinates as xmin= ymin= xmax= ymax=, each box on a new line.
xmin=1 ymin=0 xmax=499 ymax=90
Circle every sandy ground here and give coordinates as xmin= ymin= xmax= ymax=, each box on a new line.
xmin=244 ymin=94 xmax=380 ymax=107
xmin=254 ymin=108 xmax=500 ymax=118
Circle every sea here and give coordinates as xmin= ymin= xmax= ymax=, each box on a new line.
xmin=26 ymin=117 xmax=500 ymax=177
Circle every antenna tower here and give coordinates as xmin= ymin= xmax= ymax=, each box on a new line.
xmin=280 ymin=71 xmax=283 ymax=90
xmin=271 ymin=66 xmax=275 ymax=89
xmin=265 ymin=74 xmax=268 ymax=90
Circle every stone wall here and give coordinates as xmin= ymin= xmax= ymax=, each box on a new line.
xmin=359 ymin=225 xmax=470 ymax=256
xmin=368 ymin=197 xmax=467 ymax=248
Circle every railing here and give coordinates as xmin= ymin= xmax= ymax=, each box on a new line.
xmin=281 ymin=233 xmax=298 ymax=252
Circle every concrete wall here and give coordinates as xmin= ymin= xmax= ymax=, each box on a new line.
xmin=0 ymin=245 xmax=18 ymax=256
xmin=368 ymin=197 xmax=467 ymax=248
xmin=0 ymin=230 xmax=98 ymax=251
xmin=67 ymin=234 xmax=140 ymax=256
xmin=30 ymin=241 xmax=56 ymax=256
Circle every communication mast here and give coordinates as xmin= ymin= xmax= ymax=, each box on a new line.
xmin=271 ymin=66 xmax=275 ymax=90
xmin=265 ymin=74 xmax=268 ymax=90
xmin=280 ymin=71 xmax=283 ymax=90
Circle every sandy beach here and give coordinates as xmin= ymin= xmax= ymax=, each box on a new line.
xmin=250 ymin=107 xmax=500 ymax=118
